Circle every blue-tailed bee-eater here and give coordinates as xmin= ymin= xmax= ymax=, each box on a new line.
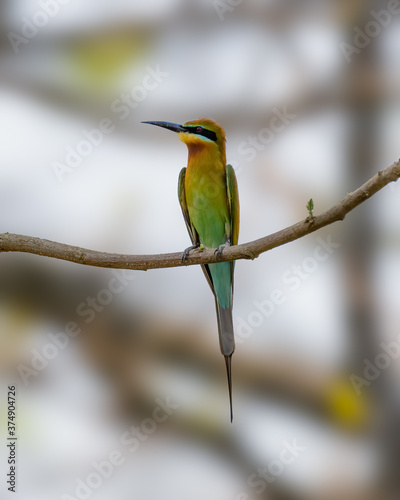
xmin=143 ymin=119 xmax=239 ymax=421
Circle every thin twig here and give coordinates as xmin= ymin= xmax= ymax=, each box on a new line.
xmin=1 ymin=160 xmax=399 ymax=271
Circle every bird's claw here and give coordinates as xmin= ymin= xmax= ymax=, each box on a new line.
xmin=182 ymin=244 xmax=200 ymax=263
xmin=215 ymin=241 xmax=230 ymax=257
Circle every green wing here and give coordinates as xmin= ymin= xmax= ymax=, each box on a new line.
xmin=226 ymin=164 xmax=240 ymax=289
xmin=178 ymin=167 xmax=199 ymax=247
xmin=178 ymin=167 xmax=215 ymax=293
xmin=226 ymin=164 xmax=239 ymax=246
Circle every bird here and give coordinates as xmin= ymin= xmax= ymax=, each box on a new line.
xmin=142 ymin=119 xmax=239 ymax=422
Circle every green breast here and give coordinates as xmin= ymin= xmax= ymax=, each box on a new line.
xmin=185 ymin=168 xmax=229 ymax=248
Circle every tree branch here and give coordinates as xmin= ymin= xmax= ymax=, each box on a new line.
xmin=1 ymin=160 xmax=399 ymax=271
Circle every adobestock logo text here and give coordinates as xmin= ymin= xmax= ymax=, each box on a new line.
xmin=8 ymin=0 xmax=72 ymax=54
xmin=17 ymin=270 xmax=134 ymax=385
xmin=340 ymin=0 xmax=400 ymax=63
xmin=238 ymin=106 xmax=297 ymax=163
xmin=52 ymin=64 xmax=168 ymax=182
xmin=62 ymin=396 xmax=180 ymax=500
xmin=235 ymin=235 xmax=340 ymax=344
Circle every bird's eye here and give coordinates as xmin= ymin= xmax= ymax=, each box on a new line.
xmin=196 ymin=126 xmax=203 ymax=133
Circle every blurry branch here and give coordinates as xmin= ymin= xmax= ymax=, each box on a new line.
xmin=1 ymin=160 xmax=399 ymax=270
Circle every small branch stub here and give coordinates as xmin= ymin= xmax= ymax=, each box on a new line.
xmin=306 ymin=198 xmax=314 ymax=218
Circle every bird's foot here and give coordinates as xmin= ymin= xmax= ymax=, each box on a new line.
xmin=215 ymin=240 xmax=231 ymax=257
xmin=182 ymin=244 xmax=201 ymax=263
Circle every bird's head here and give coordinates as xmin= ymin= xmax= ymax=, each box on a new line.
xmin=142 ymin=118 xmax=226 ymax=162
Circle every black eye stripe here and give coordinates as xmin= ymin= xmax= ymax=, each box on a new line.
xmin=185 ymin=126 xmax=217 ymax=142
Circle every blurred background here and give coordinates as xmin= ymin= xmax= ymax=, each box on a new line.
xmin=1 ymin=0 xmax=400 ymax=499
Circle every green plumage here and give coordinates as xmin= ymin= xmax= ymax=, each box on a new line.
xmin=144 ymin=118 xmax=239 ymax=421
xmin=178 ymin=163 xmax=239 ymax=349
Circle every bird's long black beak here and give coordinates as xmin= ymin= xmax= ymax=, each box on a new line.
xmin=142 ymin=121 xmax=186 ymax=134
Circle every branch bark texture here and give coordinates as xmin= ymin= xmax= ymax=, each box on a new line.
xmin=1 ymin=160 xmax=399 ymax=271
